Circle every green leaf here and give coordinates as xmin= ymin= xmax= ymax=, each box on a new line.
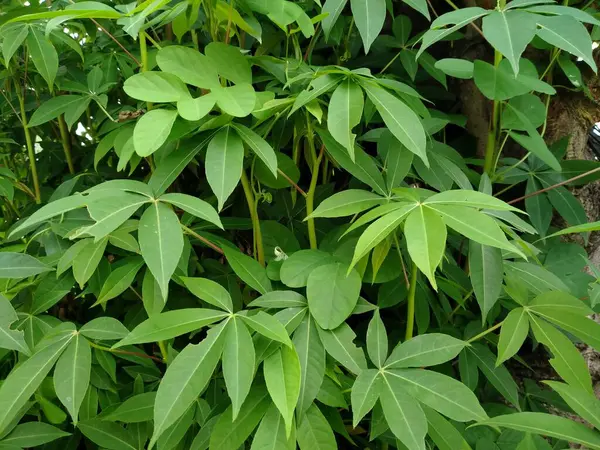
xmin=223 ymin=317 xmax=256 ymax=420
xmin=423 ymin=406 xmax=473 ymax=450
xmin=468 ymin=343 xmax=520 ymax=408
xmin=434 ymin=58 xmax=474 ymax=79
xmin=157 ymin=403 xmax=195 ymax=450
xmin=80 ymin=317 xmax=129 ymax=341
xmin=546 ymin=186 xmax=588 ymax=229
xmin=160 ymin=194 xmax=221 ymax=229
xmin=209 ymin=382 xmax=271 ymax=450
xmin=533 ymin=309 xmax=600 ymax=352
xmin=293 ymin=315 xmax=325 ymax=414
xmin=380 ymin=371 xmax=427 ymax=450
xmin=351 ymin=0 xmax=386 ymax=53
xmin=139 ymin=201 xmax=184 ymax=299
xmin=156 ymin=45 xmax=220 ymax=89
xmin=182 ymin=277 xmax=233 ymax=312
xmin=351 ymin=203 xmax=417 ymax=267
xmin=318 ymin=128 xmax=387 ymax=195
xmin=264 ymin=344 xmax=301 ymax=435
xmin=307 ymin=262 xmax=361 ymax=330
xmin=318 ymin=323 xmax=367 ymax=375
xmin=123 ymin=72 xmax=190 ymax=102
xmin=321 ymin=0 xmax=348 ymax=38
xmin=545 ymin=381 xmax=600 ymax=430
xmin=95 ymin=257 xmax=144 ymax=306
xmin=546 ymin=220 xmax=600 ymax=238
xmin=351 ymin=369 xmax=382 ymax=427
xmin=404 ymin=206 xmax=447 ymax=289
xmin=30 ymin=273 xmax=73 ymax=315
xmin=529 ymin=314 xmax=593 ymax=393
xmin=385 ymin=333 xmax=467 ymax=369
xmin=378 ymin=131 xmax=414 ymax=191
xmin=290 ymin=74 xmax=342 ymax=115
xmin=205 ymin=42 xmax=252 ymax=85
xmin=0 ymin=252 xmax=52 ymax=279
xmin=142 ymin=268 xmax=165 ymax=316
xmin=64 ymin=95 xmax=91 ymax=130
xmin=297 ymin=404 xmax=337 ymax=450
xmin=84 ymin=192 xmax=149 ymax=240
xmin=504 ymin=262 xmax=570 ymax=294
xmin=151 ymin=320 xmax=228 ymax=446
xmin=366 ymin=310 xmax=388 ymax=368
xmin=404 ymin=0 xmax=429 ymax=19
xmin=28 ymin=95 xmax=85 ymax=127
xmin=223 ymin=245 xmax=272 ymax=294
xmin=133 ymin=109 xmax=178 ymax=157
xmin=2 ymin=23 xmax=28 ymax=65
xmin=78 ymin=419 xmax=137 ymax=450
xmin=177 ymin=94 xmax=216 ymax=121
xmin=0 ymin=296 xmax=29 ymax=355
xmin=1 ymin=422 xmax=70 ymax=447
xmin=501 ymin=94 xmax=547 ymax=130
xmin=72 ymin=238 xmax=108 ymax=288
xmin=472 ymin=413 xmax=600 ymax=450
xmin=206 ymin=127 xmax=244 ymax=211
xmin=469 ymin=242 xmax=504 ymax=322
xmin=0 ymin=328 xmax=74 ymax=434
xmin=327 ymin=79 xmax=364 ymax=158
xmin=231 ymin=123 xmax=278 ymax=176
xmin=240 ymin=311 xmax=292 ymax=347
xmin=280 ymin=250 xmax=336 ymax=288
xmin=536 ymin=15 xmax=596 ymax=72
xmin=248 ymin=291 xmax=307 ymax=308
xmin=529 ymin=290 xmax=594 ymax=317
xmin=114 ymin=308 xmax=228 ymax=347
xmin=497 ymin=308 xmax=529 ymax=366
xmin=251 ymin=405 xmax=295 ymax=450
xmin=482 ymin=10 xmax=537 ymax=75
xmin=361 ymin=81 xmax=427 ymax=165
xmin=105 ymin=392 xmax=155 ymax=423
xmin=27 ymin=28 xmax=58 ymax=91
xmin=430 ymin=205 xmax=519 ymax=254
xmin=54 ymin=333 xmax=91 ymax=424
xmin=213 ymin=84 xmax=257 ymax=117
xmin=308 ymin=190 xmax=384 ymax=219
xmin=423 ymin=190 xmax=520 ymax=211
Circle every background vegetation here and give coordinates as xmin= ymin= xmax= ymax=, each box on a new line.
xmin=1 ymin=0 xmax=600 ymax=448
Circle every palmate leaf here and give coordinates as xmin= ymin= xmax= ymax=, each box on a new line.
xmin=327 ymin=79 xmax=364 ymax=159
xmin=293 ymin=315 xmax=325 ymax=415
xmin=0 ymin=295 xmax=30 ymax=355
xmin=385 ymin=333 xmax=467 ymax=369
xmin=497 ymin=308 xmax=529 ymax=365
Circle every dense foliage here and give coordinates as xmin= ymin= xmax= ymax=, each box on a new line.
xmin=1 ymin=0 xmax=600 ymax=448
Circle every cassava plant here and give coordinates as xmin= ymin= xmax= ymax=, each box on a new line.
xmin=1 ymin=0 xmax=600 ymax=448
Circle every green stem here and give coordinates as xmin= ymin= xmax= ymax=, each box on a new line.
xmin=306 ymin=145 xmax=324 ymax=250
xmin=57 ymin=114 xmax=75 ymax=174
xmin=483 ymin=50 xmax=503 ymax=176
xmin=158 ymin=341 xmax=169 ymax=363
xmin=139 ymin=30 xmax=152 ymax=111
xmin=240 ymin=170 xmax=265 ymax=266
xmin=467 ymin=320 xmax=504 ymax=343
xmin=405 ymin=263 xmax=418 ymax=341
xmin=16 ymin=86 xmax=41 ymax=204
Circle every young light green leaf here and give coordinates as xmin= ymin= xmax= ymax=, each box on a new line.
xmin=318 ymin=323 xmax=368 ymax=375
xmin=240 ymin=311 xmax=292 ymax=347
xmin=151 ymin=320 xmax=228 ymax=447
xmin=469 ymin=242 xmax=504 ymax=322
xmin=213 ymin=84 xmax=257 ymax=117
xmin=351 ymin=0 xmax=386 ymax=53
xmin=0 ymin=422 xmax=70 ymax=447
xmin=472 ymin=413 xmax=600 ymax=449
xmin=386 ymin=333 xmax=467 ymax=369
xmin=139 ymin=201 xmax=184 ymax=299
xmin=307 ymin=189 xmax=384 ymax=219
xmin=223 ymin=317 xmax=256 ymax=420
xmin=293 ymin=315 xmax=325 ymax=414
xmin=404 ymin=206 xmax=447 ymax=289
xmin=351 ymin=369 xmax=382 ymax=427
xmin=434 ymin=58 xmax=474 ymax=79
xmin=95 ymin=257 xmax=144 ymax=306
xmin=386 ymin=368 xmax=488 ymax=421
xmin=206 ymin=127 xmax=244 ymax=211
xmin=72 ymin=238 xmax=108 ymax=288
xmin=297 ymin=404 xmax=337 ymax=450
xmin=123 ymin=72 xmax=190 ymax=102
xmin=361 ymin=81 xmax=427 ymax=165
xmin=328 ymin=78 xmax=364 ymax=158
xmin=133 ymin=109 xmax=178 ymax=157
xmin=366 ymin=310 xmax=388 ymax=368
xmin=54 ymin=333 xmax=91 ymax=424
xmin=497 ymin=308 xmax=529 ymax=366
xmin=156 ymin=45 xmax=220 ymax=89
xmin=181 ymin=277 xmax=233 ymax=312
xmin=264 ymin=344 xmax=301 ymax=436
xmin=205 ymin=42 xmax=252 ymax=85
xmin=232 ymin=123 xmax=278 ymax=177
xmin=223 ymin=245 xmax=272 ymax=294
xmin=307 ymin=262 xmax=361 ymax=330
xmin=78 ymin=419 xmax=138 ymax=450
xmin=80 ymin=317 xmax=129 ymax=341
xmin=280 ymin=250 xmax=336 ymax=288
xmin=177 ymin=94 xmax=216 ymax=121
xmin=27 ymin=28 xmax=58 ymax=91
xmin=113 ymin=308 xmax=228 ymax=348
xmin=380 ymin=371 xmax=427 ymax=450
